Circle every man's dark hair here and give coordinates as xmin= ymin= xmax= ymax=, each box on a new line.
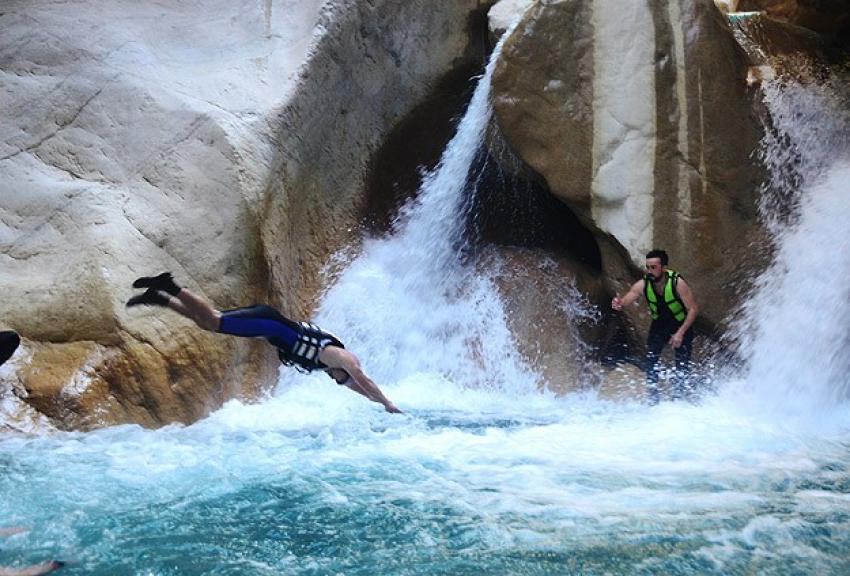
xmin=645 ymin=249 xmax=669 ymax=266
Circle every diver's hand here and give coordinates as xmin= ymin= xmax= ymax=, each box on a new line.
xmin=385 ymin=403 xmax=403 ymax=414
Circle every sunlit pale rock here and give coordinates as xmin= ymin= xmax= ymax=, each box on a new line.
xmin=0 ymin=0 xmax=484 ymax=430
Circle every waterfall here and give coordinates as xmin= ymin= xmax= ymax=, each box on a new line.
xmin=4 ymin=15 xmax=850 ymax=574
xmin=290 ymin=25 xmax=542 ymax=395
xmin=724 ymin=17 xmax=850 ymax=418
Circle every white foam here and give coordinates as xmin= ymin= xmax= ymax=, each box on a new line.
xmin=283 ymin=21 xmax=541 ymax=401
xmin=723 ymin=69 xmax=850 ymax=428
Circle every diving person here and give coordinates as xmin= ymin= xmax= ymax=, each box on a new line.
xmin=126 ymin=273 xmax=401 ymax=413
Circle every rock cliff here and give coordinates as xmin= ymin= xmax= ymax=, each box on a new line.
xmin=490 ymin=0 xmax=767 ymax=354
xmin=0 ymin=0 xmax=487 ymax=430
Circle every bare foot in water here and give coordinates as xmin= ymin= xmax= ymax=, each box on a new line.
xmin=0 ymin=528 xmax=65 ymax=575
xmin=0 ymin=560 xmax=64 ymax=576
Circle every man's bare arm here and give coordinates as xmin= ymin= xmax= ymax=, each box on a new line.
xmin=612 ymin=279 xmax=645 ymax=310
xmin=670 ymin=279 xmax=699 ymax=348
xmin=319 ymin=346 xmax=401 ymax=413
xmin=344 ymin=366 xmax=402 ymax=414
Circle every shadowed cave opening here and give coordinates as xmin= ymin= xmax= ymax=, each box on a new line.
xmin=360 ymin=5 xmax=602 ymax=274
xmin=460 ymin=147 xmax=602 ymax=270
xmin=361 ymin=78 xmax=602 ymax=271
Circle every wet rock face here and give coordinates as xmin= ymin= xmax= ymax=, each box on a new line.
xmin=492 ymin=247 xmax=608 ymax=394
xmin=0 ymin=0 xmax=486 ymax=431
xmin=491 ymin=0 xmax=767 ymax=334
xmin=737 ymin=0 xmax=850 ymax=37
xmin=1 ymin=0 xmax=292 ymax=430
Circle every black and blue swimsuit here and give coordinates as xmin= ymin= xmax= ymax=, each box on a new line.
xmin=218 ymin=305 xmax=343 ymax=372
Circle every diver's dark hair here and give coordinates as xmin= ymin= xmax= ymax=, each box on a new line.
xmin=645 ymin=249 xmax=668 ymax=266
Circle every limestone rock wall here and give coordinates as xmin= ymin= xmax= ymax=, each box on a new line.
xmin=258 ymin=0 xmax=487 ymax=318
xmin=490 ymin=0 xmax=767 ymax=342
xmin=0 ymin=0 xmax=486 ymax=430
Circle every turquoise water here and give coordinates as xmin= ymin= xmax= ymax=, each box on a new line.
xmin=4 ymin=15 xmax=850 ymax=576
xmin=3 ymin=379 xmax=850 ymax=575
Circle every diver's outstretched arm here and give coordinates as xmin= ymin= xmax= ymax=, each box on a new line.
xmin=319 ymin=346 xmax=401 ymax=413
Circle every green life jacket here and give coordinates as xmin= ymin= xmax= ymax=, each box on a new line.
xmin=644 ymin=269 xmax=687 ymax=322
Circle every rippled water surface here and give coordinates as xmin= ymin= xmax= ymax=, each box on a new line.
xmin=3 ymin=379 xmax=850 ymax=575
xmin=5 ymin=13 xmax=850 ymax=576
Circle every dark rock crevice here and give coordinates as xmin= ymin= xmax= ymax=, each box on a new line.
xmin=360 ymin=62 xmax=483 ymax=235
xmin=360 ymin=3 xmax=496 ymax=235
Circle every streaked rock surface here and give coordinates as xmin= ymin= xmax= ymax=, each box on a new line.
xmin=0 ymin=0 xmax=485 ymax=430
xmin=491 ymin=0 xmax=766 ymax=339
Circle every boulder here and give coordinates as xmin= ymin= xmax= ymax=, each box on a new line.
xmin=490 ymin=247 xmax=608 ymax=394
xmin=1 ymin=0 xmax=294 ymax=430
xmin=0 ymin=0 xmax=486 ymax=430
xmin=491 ymin=0 xmax=767 ymax=339
xmin=596 ymin=363 xmax=647 ymax=402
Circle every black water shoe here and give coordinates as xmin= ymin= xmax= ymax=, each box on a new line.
xmin=132 ymin=272 xmax=181 ymax=295
xmin=126 ymin=288 xmax=170 ymax=308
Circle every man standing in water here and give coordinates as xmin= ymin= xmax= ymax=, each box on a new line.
xmin=126 ymin=273 xmax=402 ymax=413
xmin=611 ymin=249 xmax=699 ymax=404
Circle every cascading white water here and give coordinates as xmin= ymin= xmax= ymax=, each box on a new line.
xmin=3 ymin=15 xmax=850 ymax=576
xmin=290 ymin=26 xmax=543 ymax=395
xmin=737 ymin=163 xmax=850 ymax=410
xmin=724 ymin=63 xmax=850 ymax=420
